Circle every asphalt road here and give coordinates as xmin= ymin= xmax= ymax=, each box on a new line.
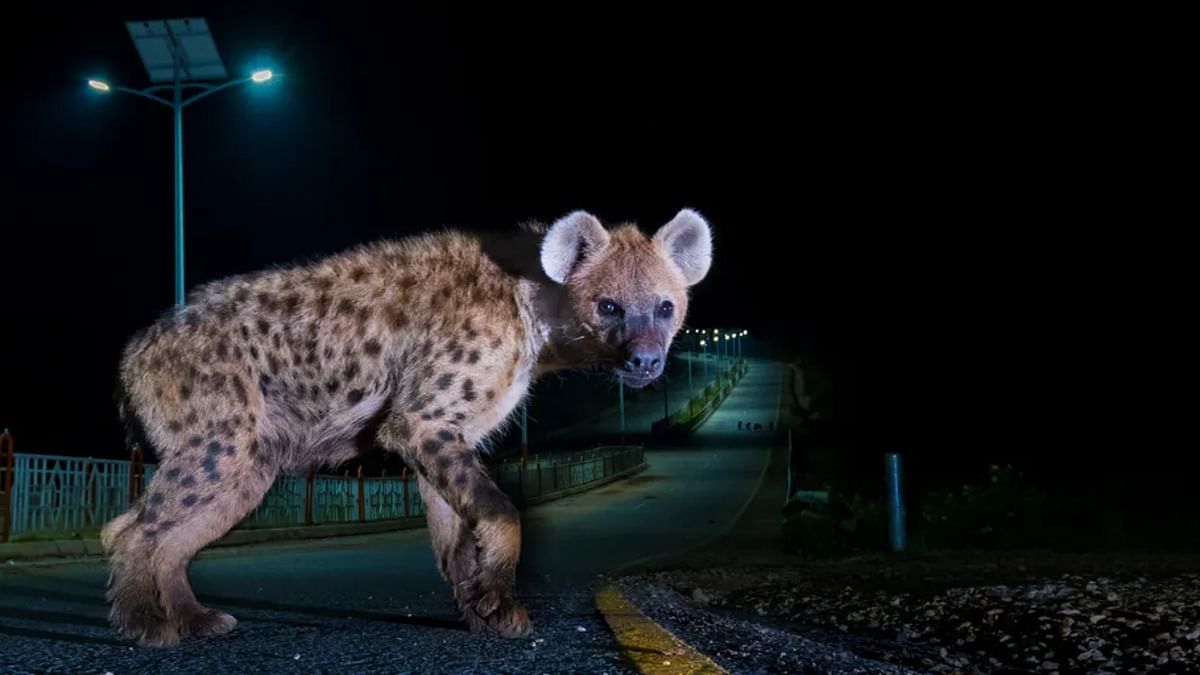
xmin=0 ymin=361 xmax=780 ymax=674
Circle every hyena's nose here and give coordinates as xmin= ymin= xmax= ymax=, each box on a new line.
xmin=624 ymin=349 xmax=663 ymax=377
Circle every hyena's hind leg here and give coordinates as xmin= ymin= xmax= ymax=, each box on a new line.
xmin=103 ymin=498 xmax=174 ymax=646
xmin=106 ymin=426 xmax=276 ymax=646
xmin=151 ymin=433 xmax=276 ymax=644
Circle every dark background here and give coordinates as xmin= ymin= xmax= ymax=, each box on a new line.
xmin=1 ymin=5 xmax=1169 ymax=514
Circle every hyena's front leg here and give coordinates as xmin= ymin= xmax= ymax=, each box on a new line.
xmin=380 ymin=414 xmax=531 ymax=638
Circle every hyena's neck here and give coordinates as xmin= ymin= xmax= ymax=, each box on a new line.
xmin=520 ymin=280 xmax=598 ymax=376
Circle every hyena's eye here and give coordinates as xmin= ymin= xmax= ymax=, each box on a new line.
xmin=598 ymin=300 xmax=624 ymax=318
xmin=657 ymin=300 xmax=674 ymax=319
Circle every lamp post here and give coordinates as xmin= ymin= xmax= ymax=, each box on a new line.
xmin=89 ymin=18 xmax=277 ymax=306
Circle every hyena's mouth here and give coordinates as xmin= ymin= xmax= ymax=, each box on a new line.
xmin=617 ymin=370 xmax=658 ymax=389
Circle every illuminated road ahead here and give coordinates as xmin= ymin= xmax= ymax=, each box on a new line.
xmin=1 ymin=363 xmax=783 ymax=674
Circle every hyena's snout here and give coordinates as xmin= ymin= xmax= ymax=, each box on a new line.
xmin=620 ymin=337 xmax=664 ymax=387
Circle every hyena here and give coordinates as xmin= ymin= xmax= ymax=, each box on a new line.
xmin=102 ymin=208 xmax=713 ymax=646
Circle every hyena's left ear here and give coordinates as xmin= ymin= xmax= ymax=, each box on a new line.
xmin=653 ymin=208 xmax=713 ymax=286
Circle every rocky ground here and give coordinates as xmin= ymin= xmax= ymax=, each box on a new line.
xmin=629 ymin=552 xmax=1200 ymax=674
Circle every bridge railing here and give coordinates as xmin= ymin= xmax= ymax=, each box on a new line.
xmin=0 ymin=434 xmax=645 ymax=541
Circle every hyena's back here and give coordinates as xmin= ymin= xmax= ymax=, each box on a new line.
xmin=118 ymin=231 xmax=523 ymax=471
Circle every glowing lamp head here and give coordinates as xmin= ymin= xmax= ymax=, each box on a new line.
xmin=88 ymin=79 xmax=111 ymax=92
xmin=250 ymin=69 xmax=273 ymax=83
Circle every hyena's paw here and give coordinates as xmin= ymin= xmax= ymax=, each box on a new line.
xmin=465 ymin=593 xmax=532 ymax=639
xmin=182 ymin=607 xmax=238 ymax=639
xmin=111 ymin=605 xmax=181 ymax=648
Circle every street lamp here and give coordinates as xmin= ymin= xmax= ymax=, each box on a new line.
xmin=89 ymin=18 xmax=278 ymax=307
xmin=700 ymin=340 xmax=708 ymax=381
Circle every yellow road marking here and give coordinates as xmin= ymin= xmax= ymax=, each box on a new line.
xmin=595 ymin=584 xmax=727 ymax=675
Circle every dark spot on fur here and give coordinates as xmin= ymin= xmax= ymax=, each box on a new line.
xmin=468 ymin=350 xmax=481 ymax=364
xmin=179 ymin=384 xmax=192 ymax=400
xmin=207 ymin=470 xmax=222 ymax=483
xmin=310 ymin=384 xmax=320 ymax=400
xmin=165 ymin=468 xmax=182 ymax=481
xmin=326 ymin=379 xmax=340 ymax=394
xmin=167 ymin=420 xmax=183 ymax=433
xmin=454 ymin=412 xmax=467 ymax=421
xmin=437 ymin=429 xmax=457 ymax=442
xmin=268 ymin=353 xmax=281 ymax=375
xmin=421 ymin=340 xmax=433 ymax=357
xmin=210 ymin=373 xmax=226 ymax=390
xmin=256 ymin=319 xmax=270 ymax=336
xmin=435 ymin=372 xmax=454 ymax=390
xmin=188 ymin=436 xmax=203 ymax=448
xmin=465 ymin=329 xmax=479 ymax=342
xmin=337 ymin=298 xmax=355 ymax=316
xmin=356 ymin=306 xmax=370 ymax=325
xmin=344 ymin=361 xmax=359 ymax=380
xmin=272 ymin=333 xmax=282 ymax=350
xmin=347 ymin=388 xmax=364 ymax=404
xmin=142 ymin=509 xmax=159 ymax=524
xmin=201 ymin=494 xmax=216 ymax=505
xmin=282 ymin=293 xmax=301 ymax=315
xmin=216 ymin=340 xmax=229 ymax=361
xmin=350 ymin=266 xmax=367 ymax=282
xmin=184 ymin=313 xmax=200 ymax=330
xmin=486 ymin=389 xmax=496 ymax=401
xmin=258 ymin=373 xmax=272 ymax=392
xmin=235 ymin=287 xmax=250 ymax=303
xmin=454 ymin=472 xmax=470 ymax=487
xmin=316 ymin=293 xmax=331 ymax=316
xmin=461 ymin=379 xmax=477 ymax=402
xmin=436 ymin=455 xmax=452 ymax=474
xmin=181 ymin=494 xmax=199 ymax=507
xmin=240 ymin=324 xmax=251 ymax=340
xmin=202 ymin=457 xmax=218 ymax=473
xmin=148 ymin=493 xmax=165 ymax=505
xmin=206 ymin=442 xmax=223 ymax=457
xmin=430 ymin=407 xmax=445 ymax=418
xmin=316 ymin=276 xmax=334 ymax=291
xmin=491 ymin=337 xmax=503 ymax=349
xmin=364 ymin=339 xmax=382 ymax=357
xmin=293 ymin=353 xmax=303 ymax=366
xmin=421 ymin=439 xmax=442 ymax=455
xmin=233 ymin=346 xmax=243 ymax=359
xmin=450 ymin=348 xmax=464 ymax=363
xmin=250 ymin=345 xmax=260 ymax=360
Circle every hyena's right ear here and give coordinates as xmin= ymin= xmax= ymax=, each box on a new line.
xmin=540 ymin=211 xmax=611 ymax=284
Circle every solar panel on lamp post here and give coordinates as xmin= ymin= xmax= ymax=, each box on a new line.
xmin=87 ymin=18 xmax=276 ymax=307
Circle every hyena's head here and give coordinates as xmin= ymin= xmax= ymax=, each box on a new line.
xmin=540 ymin=209 xmax=713 ymax=388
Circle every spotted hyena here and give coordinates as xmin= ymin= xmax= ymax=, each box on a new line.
xmin=101 ymin=208 xmax=713 ymax=646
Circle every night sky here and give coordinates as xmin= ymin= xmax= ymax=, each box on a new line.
xmin=3 ymin=5 xmax=1144 ymax=494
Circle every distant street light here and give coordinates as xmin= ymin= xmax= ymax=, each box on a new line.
xmin=89 ymin=18 xmax=278 ymax=307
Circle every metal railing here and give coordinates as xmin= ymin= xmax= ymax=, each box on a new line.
xmin=0 ymin=431 xmax=645 ymax=541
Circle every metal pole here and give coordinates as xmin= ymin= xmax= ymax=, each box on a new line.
xmin=618 ymin=382 xmax=625 ymax=445
xmin=520 ymin=402 xmax=528 ymax=464
xmin=885 ymin=453 xmax=907 ymax=552
xmin=173 ymin=57 xmax=185 ymax=307
xmin=687 ymin=351 xmax=693 ymax=393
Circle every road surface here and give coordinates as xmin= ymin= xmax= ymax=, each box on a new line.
xmin=0 ymin=360 xmax=780 ymax=674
